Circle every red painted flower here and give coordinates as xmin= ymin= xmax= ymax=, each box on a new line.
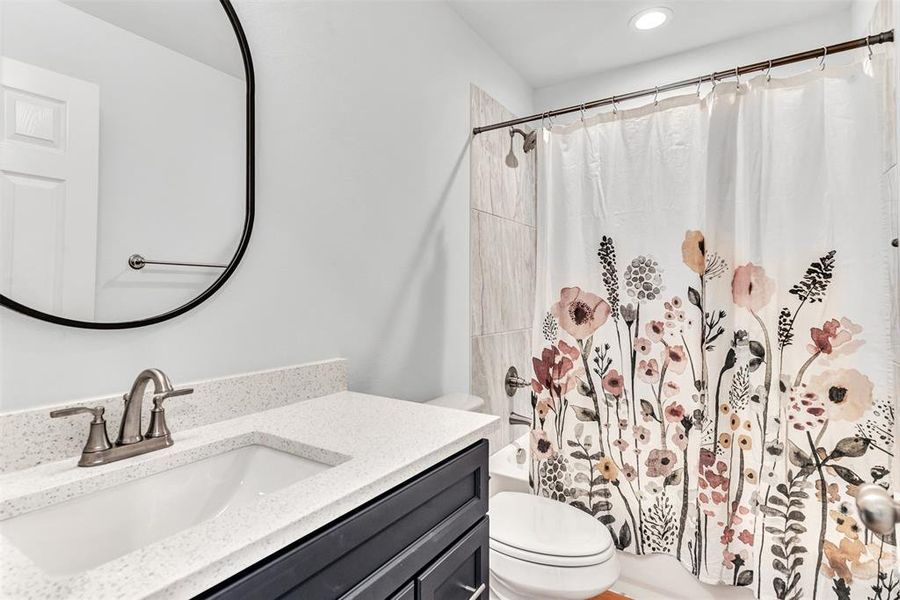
xmin=531 ymin=342 xmax=581 ymax=398
xmin=732 ymin=263 xmax=775 ymax=312
xmin=808 ymin=317 xmax=863 ymax=356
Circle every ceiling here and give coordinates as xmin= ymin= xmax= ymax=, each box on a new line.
xmin=449 ymin=0 xmax=852 ymax=88
xmin=63 ymin=0 xmax=245 ymax=79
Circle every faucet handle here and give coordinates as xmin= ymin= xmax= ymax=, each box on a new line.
xmin=145 ymin=387 xmax=193 ymax=440
xmin=51 ymin=405 xmax=105 ymax=421
xmin=50 ymin=406 xmax=112 ymax=455
xmin=157 ymin=387 xmax=194 ymax=401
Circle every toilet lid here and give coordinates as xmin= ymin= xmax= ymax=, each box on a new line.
xmin=489 ymin=492 xmax=613 ymax=562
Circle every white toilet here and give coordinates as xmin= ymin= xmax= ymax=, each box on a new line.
xmin=489 ymin=492 xmax=619 ymax=600
xmin=427 ymin=395 xmax=620 ymax=600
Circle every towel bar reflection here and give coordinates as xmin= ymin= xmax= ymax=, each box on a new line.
xmin=128 ymin=254 xmax=227 ymax=270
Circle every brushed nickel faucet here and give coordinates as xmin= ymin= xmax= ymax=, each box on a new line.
xmin=50 ymin=368 xmax=193 ymax=467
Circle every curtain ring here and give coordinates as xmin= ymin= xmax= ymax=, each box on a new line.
xmin=711 ymin=73 xmax=718 ymax=92
xmin=866 ymin=35 xmax=874 ymax=61
xmin=696 ymin=77 xmax=702 ymax=97
xmin=580 ymin=102 xmax=587 ymax=123
xmin=611 ymin=96 xmax=618 ymax=115
xmin=819 ymin=46 xmax=827 ymax=71
xmin=653 ymin=86 xmax=659 ymax=106
xmin=765 ymin=59 xmax=773 ymax=82
xmin=734 ymin=66 xmax=740 ymax=86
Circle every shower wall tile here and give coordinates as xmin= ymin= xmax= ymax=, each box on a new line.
xmin=470 ymin=85 xmax=537 ymax=454
xmin=470 ymin=210 xmax=535 ymax=336
xmin=471 ymin=85 xmax=536 ymax=226
xmin=472 ymin=329 xmax=533 ymax=450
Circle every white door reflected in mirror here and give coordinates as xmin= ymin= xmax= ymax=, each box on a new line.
xmin=0 ymin=0 xmax=249 ymax=325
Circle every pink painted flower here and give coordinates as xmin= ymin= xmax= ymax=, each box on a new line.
xmin=634 ymin=425 xmax=651 ymax=444
xmin=613 ymin=438 xmax=629 ymax=452
xmin=732 ymin=263 xmax=775 ymax=312
xmin=663 ymin=380 xmax=680 ymax=398
xmin=530 ymin=429 xmax=557 ymax=461
xmin=646 ymin=320 xmax=666 ymax=342
xmin=645 ymin=448 xmax=677 ymax=478
xmin=662 ymin=345 xmax=688 ymax=375
xmin=602 ymin=369 xmax=625 ymax=397
xmin=721 ymin=528 xmax=735 ymax=546
xmin=671 ymin=426 xmax=688 ymax=450
xmin=621 ymin=464 xmax=637 ymax=482
xmin=637 ymin=359 xmax=660 ymax=384
xmin=664 ymin=403 xmax=685 ymax=423
xmin=811 ymin=368 xmax=874 ymax=422
xmin=738 ymin=529 xmax=754 ymax=545
xmin=551 ymin=287 xmax=610 ymax=340
xmin=634 ymin=337 xmax=652 ymax=355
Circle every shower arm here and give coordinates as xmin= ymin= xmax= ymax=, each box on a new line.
xmin=473 ymin=30 xmax=894 ymax=135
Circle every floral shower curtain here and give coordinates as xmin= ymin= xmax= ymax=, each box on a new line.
xmin=529 ymin=56 xmax=898 ymax=599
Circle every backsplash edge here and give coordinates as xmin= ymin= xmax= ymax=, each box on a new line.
xmin=0 ymin=359 xmax=347 ymax=473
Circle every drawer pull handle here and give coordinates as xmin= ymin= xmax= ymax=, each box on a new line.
xmin=461 ymin=583 xmax=486 ymax=600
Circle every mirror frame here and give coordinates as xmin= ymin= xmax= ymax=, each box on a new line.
xmin=0 ymin=0 xmax=255 ymax=329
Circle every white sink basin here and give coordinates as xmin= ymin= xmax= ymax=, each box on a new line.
xmin=0 ymin=444 xmax=332 ymax=575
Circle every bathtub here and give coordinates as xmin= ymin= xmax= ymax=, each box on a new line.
xmin=489 ymin=434 xmax=754 ymax=600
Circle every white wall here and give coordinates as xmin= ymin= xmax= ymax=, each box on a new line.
xmin=535 ymin=10 xmax=854 ymax=118
xmin=0 ymin=0 xmax=532 ymax=411
xmin=1 ymin=0 xmax=245 ymax=322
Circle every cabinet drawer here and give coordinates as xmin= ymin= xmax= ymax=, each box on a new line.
xmin=416 ymin=518 xmax=489 ymax=600
xmin=199 ymin=440 xmax=488 ymax=600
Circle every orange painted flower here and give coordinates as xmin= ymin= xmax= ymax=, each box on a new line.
xmin=596 ymin=456 xmax=619 ymax=482
xmin=732 ymin=263 xmax=775 ymax=312
xmin=682 ymin=230 xmax=706 ymax=274
xmin=551 ymin=287 xmax=611 ymax=340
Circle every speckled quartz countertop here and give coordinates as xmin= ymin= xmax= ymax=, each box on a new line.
xmin=0 ymin=392 xmax=499 ymax=599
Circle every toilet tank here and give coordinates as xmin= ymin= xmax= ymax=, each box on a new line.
xmin=425 ymin=393 xmax=485 ymax=412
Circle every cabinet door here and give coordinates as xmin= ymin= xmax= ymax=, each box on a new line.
xmin=416 ymin=519 xmax=488 ymax=600
xmin=389 ymin=582 xmax=415 ymax=600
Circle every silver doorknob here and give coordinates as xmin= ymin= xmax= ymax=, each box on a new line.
xmin=855 ymin=484 xmax=900 ymax=535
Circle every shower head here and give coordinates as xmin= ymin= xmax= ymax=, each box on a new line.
xmin=522 ymin=130 xmax=537 ymax=153
xmin=504 ymin=127 xmax=536 ymax=169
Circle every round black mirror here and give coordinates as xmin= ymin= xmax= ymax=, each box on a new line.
xmin=0 ymin=0 xmax=253 ymax=329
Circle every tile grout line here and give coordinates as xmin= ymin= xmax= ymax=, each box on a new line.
xmin=471 ymin=207 xmax=537 ymax=230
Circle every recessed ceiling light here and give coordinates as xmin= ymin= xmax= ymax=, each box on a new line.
xmin=631 ymin=7 xmax=672 ymax=31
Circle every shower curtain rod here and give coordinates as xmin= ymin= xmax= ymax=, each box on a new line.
xmin=472 ymin=30 xmax=894 ymax=135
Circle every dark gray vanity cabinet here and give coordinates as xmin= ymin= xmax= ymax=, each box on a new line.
xmin=198 ymin=440 xmax=489 ymax=600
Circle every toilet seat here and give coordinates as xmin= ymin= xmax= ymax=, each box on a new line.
xmin=489 ymin=492 xmax=614 ymax=565
xmin=490 ymin=537 xmax=616 ymax=567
